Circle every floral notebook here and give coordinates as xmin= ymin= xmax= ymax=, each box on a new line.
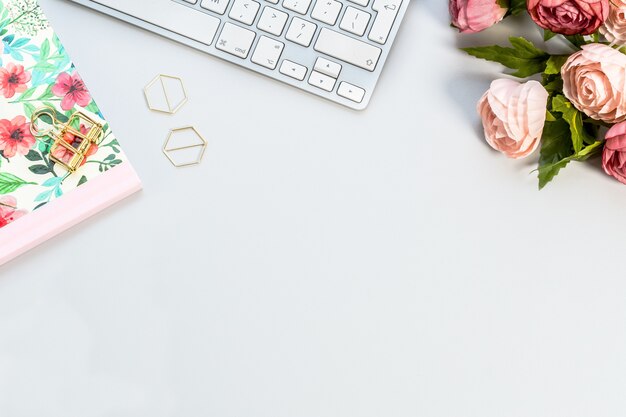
xmin=0 ymin=0 xmax=141 ymax=265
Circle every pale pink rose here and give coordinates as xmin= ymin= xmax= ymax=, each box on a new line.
xmin=599 ymin=0 xmax=626 ymax=44
xmin=477 ymin=79 xmax=549 ymax=159
xmin=527 ymin=0 xmax=609 ymax=35
xmin=602 ymin=121 xmax=626 ymax=184
xmin=561 ymin=43 xmax=626 ymax=123
xmin=449 ymin=0 xmax=507 ymax=33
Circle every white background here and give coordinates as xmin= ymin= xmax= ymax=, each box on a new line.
xmin=2 ymin=0 xmax=626 ymax=416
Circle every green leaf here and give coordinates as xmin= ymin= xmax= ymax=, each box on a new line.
xmin=23 ymin=102 xmax=36 ymax=118
xmin=576 ymin=140 xmax=603 ymax=160
xmin=84 ymin=101 xmax=99 ymax=114
xmin=551 ymin=95 xmax=592 ymax=153
xmin=508 ymin=0 xmax=527 ymax=15
xmin=40 ymin=39 xmax=50 ymax=60
xmin=545 ymin=55 xmax=568 ymax=75
xmin=19 ymin=87 xmax=36 ymax=101
xmin=0 ymin=172 xmax=35 ymax=194
xmin=462 ymin=37 xmax=550 ymax=78
xmin=34 ymin=62 xmax=58 ymax=72
xmin=28 ymin=164 xmax=51 ymax=175
xmin=536 ymin=111 xmax=603 ymax=189
xmin=37 ymin=84 xmax=54 ymax=100
xmin=38 ymin=138 xmax=52 ymax=154
xmin=538 ymin=118 xmax=572 ymax=189
xmin=77 ymin=175 xmax=87 ymax=187
xmin=543 ymin=77 xmax=563 ymax=93
xmin=24 ymin=150 xmax=42 ymax=161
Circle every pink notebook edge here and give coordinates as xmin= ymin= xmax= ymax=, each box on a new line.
xmin=0 ymin=163 xmax=142 ymax=266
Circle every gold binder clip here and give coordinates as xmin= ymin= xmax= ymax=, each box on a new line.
xmin=30 ymin=107 xmax=104 ymax=173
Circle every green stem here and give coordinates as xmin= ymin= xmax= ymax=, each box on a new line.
xmin=9 ymin=98 xmax=60 ymax=104
xmin=40 ymin=150 xmax=57 ymax=177
xmin=8 ymin=6 xmax=38 ymax=25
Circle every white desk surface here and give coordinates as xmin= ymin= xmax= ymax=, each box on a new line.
xmin=2 ymin=0 xmax=626 ymax=415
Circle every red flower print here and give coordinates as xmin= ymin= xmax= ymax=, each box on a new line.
xmin=0 ymin=63 xmax=31 ymax=99
xmin=52 ymin=72 xmax=91 ymax=111
xmin=51 ymin=124 xmax=98 ymax=167
xmin=0 ymin=115 xmax=36 ymax=158
xmin=0 ymin=196 xmax=27 ymax=229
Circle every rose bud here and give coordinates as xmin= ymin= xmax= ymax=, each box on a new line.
xmin=562 ymin=43 xmax=626 ymax=124
xmin=603 ymin=122 xmax=626 ymax=184
xmin=477 ymin=79 xmax=549 ymax=159
xmin=527 ymin=0 xmax=609 ymax=35
xmin=449 ymin=0 xmax=507 ymax=34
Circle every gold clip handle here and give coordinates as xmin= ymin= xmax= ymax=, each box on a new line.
xmin=30 ymin=106 xmax=59 ymax=138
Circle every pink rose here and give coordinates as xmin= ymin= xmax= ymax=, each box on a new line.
xmin=561 ymin=43 xmax=626 ymax=123
xmin=599 ymin=0 xmax=626 ymax=44
xmin=602 ymin=121 xmax=626 ymax=184
xmin=527 ymin=0 xmax=609 ymax=35
xmin=449 ymin=0 xmax=507 ymax=33
xmin=477 ymin=79 xmax=549 ymax=159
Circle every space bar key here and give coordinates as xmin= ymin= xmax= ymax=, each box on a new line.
xmin=313 ymin=28 xmax=382 ymax=72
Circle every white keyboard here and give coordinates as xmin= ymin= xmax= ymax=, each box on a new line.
xmin=66 ymin=0 xmax=410 ymax=109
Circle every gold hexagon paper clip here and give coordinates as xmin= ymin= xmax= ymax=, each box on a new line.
xmin=163 ymin=126 xmax=207 ymax=168
xmin=144 ymin=74 xmax=188 ymax=115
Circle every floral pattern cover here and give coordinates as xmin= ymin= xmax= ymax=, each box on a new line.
xmin=0 ymin=0 xmax=129 ymax=229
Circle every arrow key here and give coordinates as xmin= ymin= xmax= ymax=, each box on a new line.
xmin=337 ymin=81 xmax=365 ymax=103
xmin=308 ymin=71 xmax=336 ymax=92
xmin=314 ymin=57 xmax=342 ymax=78
xmin=279 ymin=60 xmax=307 ymax=80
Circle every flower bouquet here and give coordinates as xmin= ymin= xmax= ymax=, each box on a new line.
xmin=451 ymin=0 xmax=626 ymax=188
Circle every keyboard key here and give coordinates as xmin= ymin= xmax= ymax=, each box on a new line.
xmin=251 ymin=36 xmax=284 ymax=69
xmin=229 ymin=0 xmax=261 ymax=25
xmin=337 ymin=82 xmax=365 ymax=103
xmin=201 ymin=0 xmax=231 ymax=15
xmin=257 ymin=6 xmax=289 ymax=36
xmin=311 ymin=0 xmax=342 ymax=25
xmin=280 ymin=60 xmax=307 ymax=80
xmin=308 ymin=71 xmax=336 ymax=92
xmin=314 ymin=28 xmax=382 ymax=71
xmin=216 ymin=22 xmax=256 ymax=58
xmin=283 ymin=0 xmax=312 ymax=14
xmin=314 ymin=57 xmax=341 ymax=78
xmin=265 ymin=0 xmax=279 ymax=4
xmin=339 ymin=6 xmax=371 ymax=36
xmin=285 ymin=17 xmax=317 ymax=47
xmin=98 ymin=0 xmax=221 ymax=46
xmin=348 ymin=0 xmax=369 ymax=5
xmin=368 ymin=0 xmax=402 ymax=44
